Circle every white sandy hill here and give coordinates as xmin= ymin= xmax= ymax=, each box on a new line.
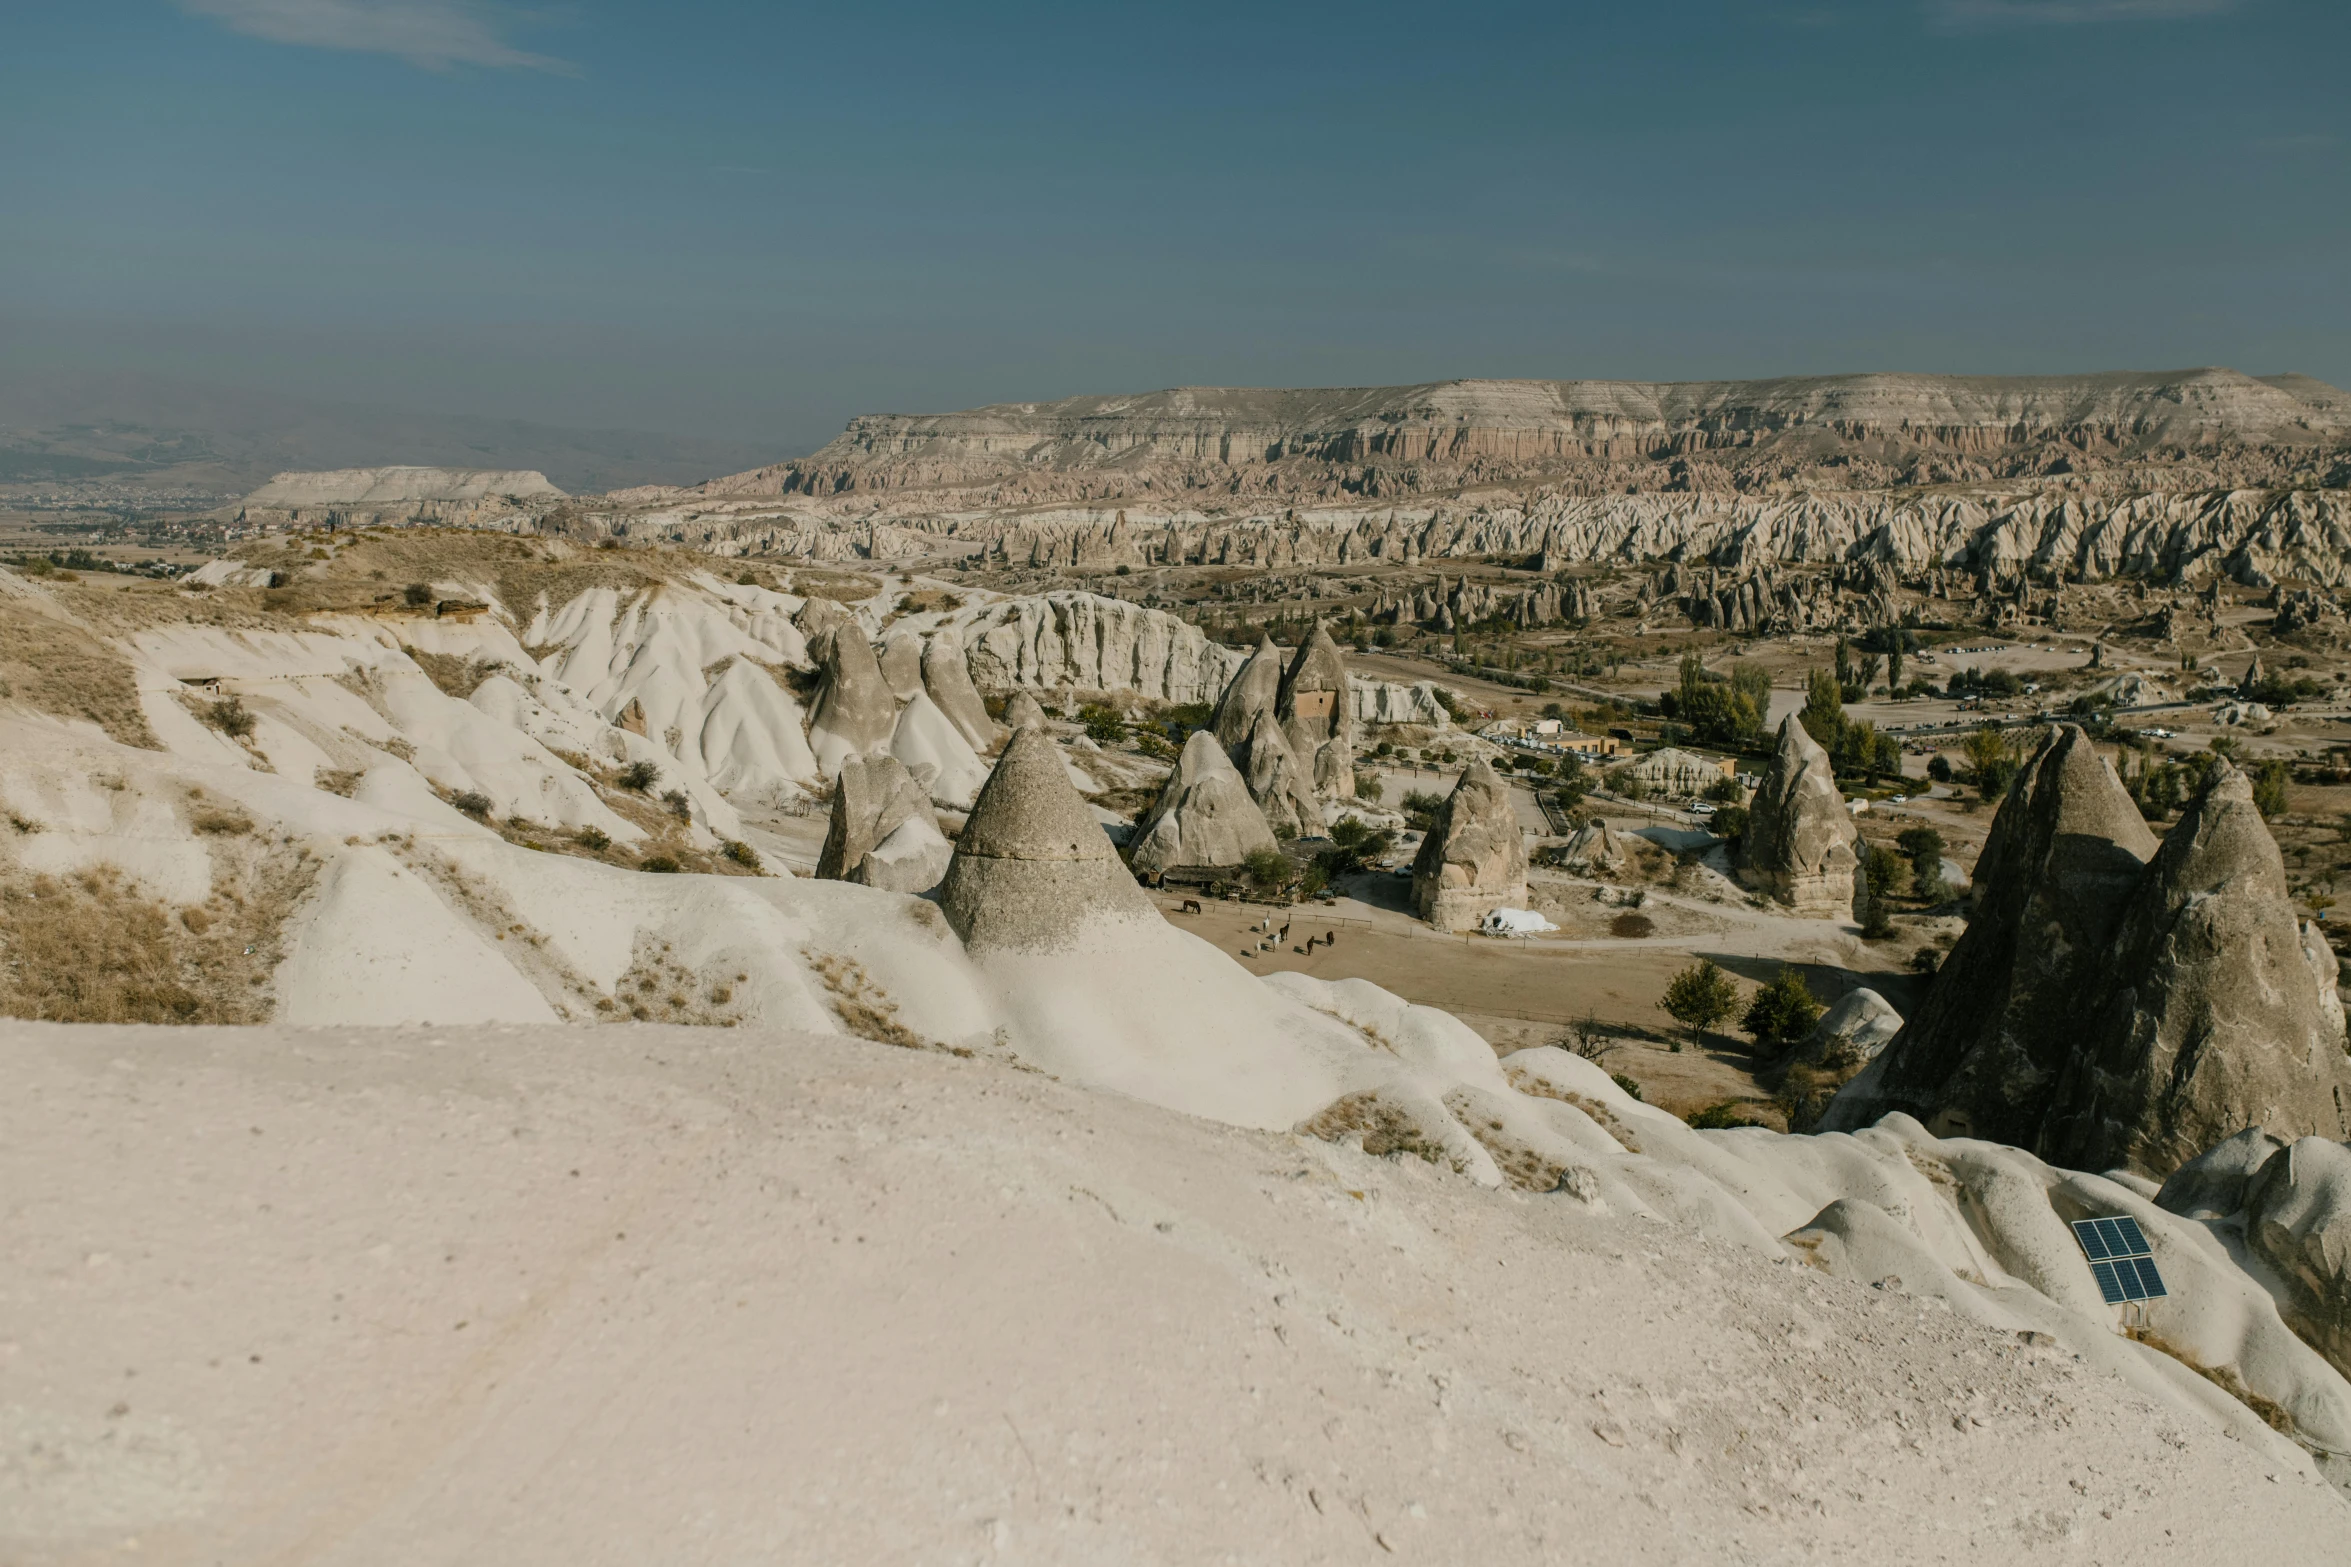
xmin=6 ymin=1018 xmax=2348 ymax=1564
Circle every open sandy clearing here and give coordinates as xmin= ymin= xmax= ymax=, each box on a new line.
xmin=4 ymin=1019 xmax=2342 ymax=1566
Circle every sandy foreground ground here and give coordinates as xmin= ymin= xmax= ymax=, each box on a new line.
xmin=5 ymin=1020 xmax=2344 ymax=1566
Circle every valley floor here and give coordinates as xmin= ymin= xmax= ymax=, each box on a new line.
xmin=5 ymin=1019 xmax=2342 ymax=1565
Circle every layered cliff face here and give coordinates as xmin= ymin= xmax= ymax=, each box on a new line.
xmin=688 ymin=369 xmax=2349 ymax=505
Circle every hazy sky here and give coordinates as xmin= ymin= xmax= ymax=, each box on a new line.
xmin=5 ymin=0 xmax=2346 ymax=456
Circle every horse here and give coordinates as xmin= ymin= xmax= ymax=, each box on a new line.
xmin=1179 ymin=898 xmax=1203 ymax=915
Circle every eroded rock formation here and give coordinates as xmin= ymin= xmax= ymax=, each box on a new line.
xmin=921 ymin=626 xmax=998 ymax=752
xmin=816 ymin=755 xmax=950 ymax=893
xmin=1127 ymin=729 xmax=1279 ymax=875
xmin=1412 ymin=758 xmax=1527 ymax=932
xmin=807 ymin=625 xmax=897 ymax=776
xmin=1828 ymin=731 xmax=2351 ymax=1175
xmin=936 ymin=726 xmax=1154 ymax=951
xmin=1738 ymin=716 xmax=1859 ymax=918
xmin=1237 ymin=708 xmax=1324 ymax=838
xmin=1276 ymin=622 xmax=1356 ymax=802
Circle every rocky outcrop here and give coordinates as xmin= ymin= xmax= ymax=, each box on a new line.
xmin=1823 ymin=726 xmax=2156 ymax=1145
xmin=2307 ymin=921 xmax=2348 ymax=1044
xmin=1552 ymin=820 xmax=1628 ymax=874
xmin=921 ymin=626 xmax=998 ymax=752
xmin=816 ymin=755 xmax=950 ymax=893
xmin=2242 ymin=1138 xmax=2351 ymax=1380
xmin=1738 ymin=716 xmax=1858 ymax=918
xmin=878 ymin=630 xmax=926 ymax=703
xmin=1211 ymin=635 xmax=1286 ymax=751
xmin=1127 ymin=729 xmax=1279 ymax=875
xmin=1004 ymin=690 xmax=1048 ymax=732
xmin=1789 ymin=988 xmax=1903 ymax=1068
xmin=2037 ymin=761 xmax=2351 ymax=1174
xmin=1828 ymin=733 xmax=2351 ymax=1175
xmin=807 ymin=627 xmax=897 ymax=777
xmin=1276 ymin=622 xmax=1356 ymax=801
xmin=936 ymin=726 xmax=1155 ymax=951
xmin=1236 ymin=708 xmax=1324 ymax=838
xmin=954 ymin=593 xmax=1239 ymax=706
xmin=242 ymin=466 xmax=563 ymax=505
xmin=1412 ymin=758 xmax=1528 ymax=932
xmin=1610 ymin=747 xmax=1726 ymax=799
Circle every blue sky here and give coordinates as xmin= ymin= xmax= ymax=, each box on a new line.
xmin=4 ymin=0 xmax=2346 ymax=455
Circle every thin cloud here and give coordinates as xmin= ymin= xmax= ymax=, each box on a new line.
xmin=1930 ymin=0 xmax=2242 ymax=24
xmin=177 ymin=0 xmax=570 ymax=71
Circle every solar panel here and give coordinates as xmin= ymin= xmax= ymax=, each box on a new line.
xmin=2070 ymin=1216 xmax=2168 ymax=1301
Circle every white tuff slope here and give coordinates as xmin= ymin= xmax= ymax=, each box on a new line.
xmin=6 ymin=1019 xmax=2346 ymax=1565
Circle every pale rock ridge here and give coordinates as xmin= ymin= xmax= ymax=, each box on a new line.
xmin=243 ymin=466 xmax=565 ymax=505
xmin=1611 ymin=746 xmax=1726 ymax=799
xmin=1738 ymin=716 xmax=1859 ymax=918
xmin=920 ymin=625 xmax=999 ymax=751
xmin=1411 ymin=758 xmax=1528 ymax=931
xmin=1127 ymin=729 xmax=1279 ymax=875
xmin=2038 ymin=760 xmax=2351 ymax=1174
xmin=1790 ymin=988 xmax=1904 ymax=1068
xmin=1553 ymin=819 xmax=1629 ymax=873
xmin=1825 ymin=725 xmax=2158 ymax=1146
xmin=816 ymin=754 xmax=949 ymax=893
xmin=1275 ymin=621 xmax=1356 ymax=801
xmin=936 ymin=726 xmax=1155 ymax=951
xmin=807 ymin=627 xmax=897 ymax=777
xmin=954 ymin=592 xmax=1239 ymax=707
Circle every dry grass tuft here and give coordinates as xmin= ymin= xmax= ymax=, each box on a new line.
xmin=0 ymin=851 xmax=310 ymax=1024
xmin=0 ymin=602 xmax=158 ymax=748
xmin=1298 ymin=1089 xmax=1455 ymax=1166
xmin=804 ymin=947 xmax=967 ymax=1054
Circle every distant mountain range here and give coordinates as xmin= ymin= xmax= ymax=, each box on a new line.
xmin=678 ymin=368 xmax=2351 ymax=508
xmin=0 ymin=372 xmax=781 ymax=498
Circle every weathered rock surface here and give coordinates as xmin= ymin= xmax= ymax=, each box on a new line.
xmin=1276 ymin=622 xmax=1356 ymax=801
xmin=878 ymin=629 xmax=926 ymax=703
xmin=1412 ymin=758 xmax=1528 ymax=932
xmin=2156 ymin=1127 xmax=2292 ymax=1221
xmin=1552 ymin=820 xmax=1628 ymax=874
xmin=1738 ymin=716 xmax=1858 ymax=918
xmin=936 ymin=726 xmax=1155 ymax=951
xmin=921 ymin=625 xmax=999 ymax=752
xmin=1610 ymin=746 xmax=1726 ymax=799
xmin=2038 ymin=761 xmax=2351 ymax=1174
xmin=1211 ymin=635 xmax=1287 ymax=752
xmin=1004 ymin=689 xmax=1048 ymax=732
xmin=1236 ymin=708 xmax=1324 ymax=838
xmin=807 ymin=627 xmax=898 ymax=777
xmin=2306 ymin=920 xmax=2348 ymax=1044
xmin=816 ymin=754 xmax=949 ymax=892
xmin=1791 ymin=988 xmax=1904 ymax=1068
xmin=2242 ymin=1137 xmax=2351 ymax=1381
xmin=1127 ymin=729 xmax=1279 ymax=875
xmin=1823 ymin=725 xmax=2157 ymax=1145
xmin=955 ymin=593 xmax=1239 ymax=706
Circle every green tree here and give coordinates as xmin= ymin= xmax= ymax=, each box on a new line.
xmin=1960 ymin=727 xmax=2017 ymax=800
xmin=1661 ymin=959 xmax=1740 ymax=1049
xmin=1801 ymin=669 xmax=1846 ymax=754
xmin=1741 ymin=966 xmax=1824 ymax=1057
xmin=1243 ymin=848 xmax=1292 ymax=892
xmin=2252 ymin=757 xmax=2291 ymax=819
xmin=1859 ymin=844 xmax=1904 ymax=938
xmin=1886 ymin=640 xmax=1904 ymax=694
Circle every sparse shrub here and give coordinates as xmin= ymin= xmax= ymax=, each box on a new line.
xmin=722 ymin=838 xmax=762 ymax=870
xmin=450 ymin=790 xmax=493 ymax=818
xmin=1611 ymin=1072 xmax=1645 ymax=1102
xmin=1609 ymin=912 xmax=1655 ymax=939
xmin=1568 ymin=1013 xmax=1612 ymax=1063
xmin=575 ymin=825 xmax=612 ymax=851
xmin=1711 ymin=804 xmax=1749 ymax=840
xmin=402 ymin=582 xmax=433 ymax=607
xmin=204 ymin=696 xmax=256 ymax=738
xmin=641 ymin=856 xmax=681 ymax=874
xmin=191 ymin=809 xmax=253 ymax=836
xmin=618 ymin=760 xmax=661 ymax=792
xmin=1401 ymin=789 xmax=1446 ymax=830
xmin=662 ymin=788 xmax=692 ymax=822
xmin=1686 ymin=1100 xmax=1762 ymax=1130
xmin=1078 ymin=703 xmax=1129 ymax=745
